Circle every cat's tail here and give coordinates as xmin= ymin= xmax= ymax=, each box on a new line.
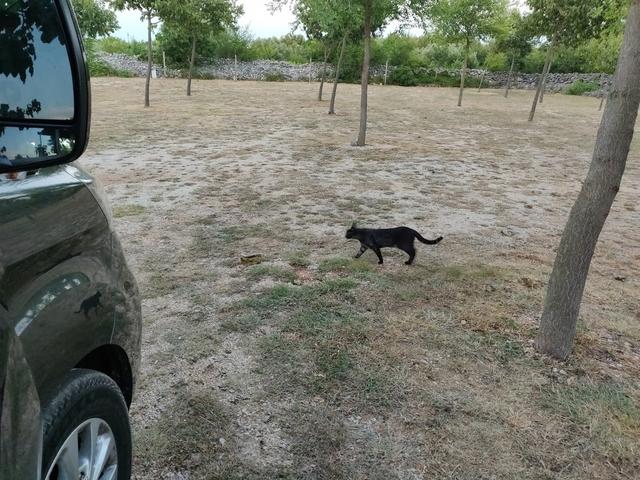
xmin=415 ymin=232 xmax=443 ymax=245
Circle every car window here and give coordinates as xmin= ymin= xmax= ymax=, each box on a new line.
xmin=0 ymin=0 xmax=75 ymax=121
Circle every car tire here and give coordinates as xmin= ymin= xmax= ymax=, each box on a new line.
xmin=42 ymin=368 xmax=132 ymax=480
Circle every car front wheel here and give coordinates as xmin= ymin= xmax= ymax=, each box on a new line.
xmin=42 ymin=369 xmax=132 ymax=480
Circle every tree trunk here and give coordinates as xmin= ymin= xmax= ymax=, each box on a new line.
xmin=234 ymin=54 xmax=237 ymax=81
xmin=318 ymin=45 xmax=329 ymax=101
xmin=329 ymin=35 xmax=347 ymax=115
xmin=144 ymin=10 xmax=152 ymax=107
xmin=356 ymin=0 xmax=372 ymax=146
xmin=540 ymin=57 xmax=553 ymax=104
xmin=477 ymin=70 xmax=485 ymax=92
xmin=528 ymin=39 xmax=555 ymax=121
xmin=536 ymin=0 xmax=640 ymax=360
xmin=384 ymin=58 xmax=389 ymax=85
xmin=187 ymin=35 xmax=196 ymax=96
xmin=599 ymin=73 xmax=607 ymax=111
xmin=504 ymin=55 xmax=515 ymax=98
xmin=457 ymin=38 xmax=469 ymax=107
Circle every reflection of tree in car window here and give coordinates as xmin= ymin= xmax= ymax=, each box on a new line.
xmin=0 ymin=0 xmax=74 ymax=121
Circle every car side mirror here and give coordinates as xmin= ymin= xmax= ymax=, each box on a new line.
xmin=0 ymin=0 xmax=90 ymax=174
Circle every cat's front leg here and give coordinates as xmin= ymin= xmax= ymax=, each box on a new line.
xmin=355 ymin=244 xmax=368 ymax=258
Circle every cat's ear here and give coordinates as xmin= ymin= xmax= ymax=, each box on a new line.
xmin=351 ymin=221 xmax=357 ymax=228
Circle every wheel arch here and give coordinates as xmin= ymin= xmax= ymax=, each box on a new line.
xmin=75 ymin=344 xmax=133 ymax=407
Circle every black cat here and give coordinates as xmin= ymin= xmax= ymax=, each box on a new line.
xmin=346 ymin=223 xmax=443 ymax=265
xmin=75 ymin=291 xmax=103 ymax=319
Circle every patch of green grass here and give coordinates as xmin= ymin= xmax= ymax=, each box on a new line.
xmin=142 ymin=272 xmax=177 ymax=298
xmin=286 ymin=405 xmax=349 ymax=478
xmin=287 ymin=251 xmax=311 ymax=268
xmin=244 ymin=278 xmax=357 ymax=312
xmin=217 ymin=224 xmax=268 ymax=243
xmin=113 ymin=204 xmax=146 ymax=218
xmin=219 ymin=313 xmax=263 ymax=333
xmin=565 ymin=80 xmax=600 ymax=96
xmin=440 ymin=263 xmax=501 ymax=281
xmin=283 ymin=308 xmax=357 ymax=337
xmin=490 ymin=335 xmax=526 ymax=364
xmin=318 ymin=257 xmax=375 ymax=274
xmin=542 ymin=381 xmax=640 ymax=463
xmin=246 ymin=264 xmax=296 ymax=283
xmin=189 ymin=223 xmax=270 ymax=258
xmin=134 ymin=389 xmax=235 ymax=476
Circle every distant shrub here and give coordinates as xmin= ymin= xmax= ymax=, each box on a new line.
xmin=88 ymin=57 xmax=133 ymax=77
xmin=264 ymin=72 xmax=286 ymax=82
xmin=484 ymin=52 xmax=508 ymax=72
xmin=85 ymin=39 xmax=133 ymax=77
xmin=97 ymin=36 xmax=148 ymax=60
xmin=565 ymin=80 xmax=600 ymax=95
xmin=387 ymin=66 xmax=481 ymax=88
xmin=390 ymin=65 xmax=419 ymax=86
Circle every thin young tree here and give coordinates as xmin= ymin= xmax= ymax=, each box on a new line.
xmin=494 ymin=10 xmax=531 ymax=98
xmin=272 ymin=0 xmax=346 ymax=102
xmin=356 ymin=0 xmax=373 ymax=145
xmin=423 ymin=0 xmax=507 ymax=107
xmin=290 ymin=0 xmax=335 ymax=101
xmin=159 ymin=0 xmax=241 ymax=96
xmin=328 ymin=34 xmax=347 ymax=114
xmin=526 ymin=0 xmax=614 ymax=121
xmin=354 ymin=0 xmax=414 ymax=145
xmin=536 ymin=0 xmax=640 ymax=360
xmin=112 ymin=0 xmax=162 ymax=107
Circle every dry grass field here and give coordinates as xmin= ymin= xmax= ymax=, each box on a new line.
xmin=83 ymin=77 xmax=639 ymax=479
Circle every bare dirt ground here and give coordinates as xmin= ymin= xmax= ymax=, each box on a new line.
xmin=84 ymin=78 xmax=639 ymax=480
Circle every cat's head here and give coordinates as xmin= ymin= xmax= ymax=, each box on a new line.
xmin=345 ymin=222 xmax=357 ymax=239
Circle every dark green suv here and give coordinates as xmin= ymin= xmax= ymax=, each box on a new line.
xmin=0 ymin=0 xmax=142 ymax=478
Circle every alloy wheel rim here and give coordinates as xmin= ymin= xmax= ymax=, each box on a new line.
xmin=45 ymin=418 xmax=118 ymax=480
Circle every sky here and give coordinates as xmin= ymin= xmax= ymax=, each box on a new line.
xmin=114 ymin=0 xmax=300 ymax=41
xmin=113 ymin=0 xmax=528 ymax=42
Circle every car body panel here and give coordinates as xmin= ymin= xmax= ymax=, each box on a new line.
xmin=0 ymin=165 xmax=141 ymax=402
xmin=0 ymin=313 xmax=42 ymax=480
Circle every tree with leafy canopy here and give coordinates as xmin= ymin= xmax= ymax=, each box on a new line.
xmin=111 ymin=0 xmax=162 ymax=107
xmin=536 ymin=0 xmax=640 ymax=360
xmin=526 ymin=0 xmax=623 ymax=121
xmin=420 ymin=0 xmax=507 ymax=107
xmin=158 ymin=0 xmax=241 ymax=96
xmin=71 ymin=0 xmax=119 ymax=38
xmin=271 ymin=0 xmax=357 ymax=103
xmin=494 ymin=9 xmax=531 ymax=98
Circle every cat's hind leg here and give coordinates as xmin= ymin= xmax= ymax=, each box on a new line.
xmin=372 ymin=247 xmax=384 ymax=264
xmin=355 ymin=244 xmax=368 ymax=258
xmin=401 ymin=245 xmax=416 ymax=265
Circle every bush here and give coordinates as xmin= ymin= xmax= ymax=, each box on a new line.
xmin=388 ymin=66 xmax=480 ymax=88
xmin=88 ymin=57 xmax=132 ymax=77
xmin=97 ymin=36 xmax=148 ymax=60
xmin=483 ymin=51 xmax=508 ymax=72
xmin=390 ymin=65 xmax=418 ymax=86
xmin=264 ymin=72 xmax=286 ymax=82
xmin=565 ymin=80 xmax=600 ymax=96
